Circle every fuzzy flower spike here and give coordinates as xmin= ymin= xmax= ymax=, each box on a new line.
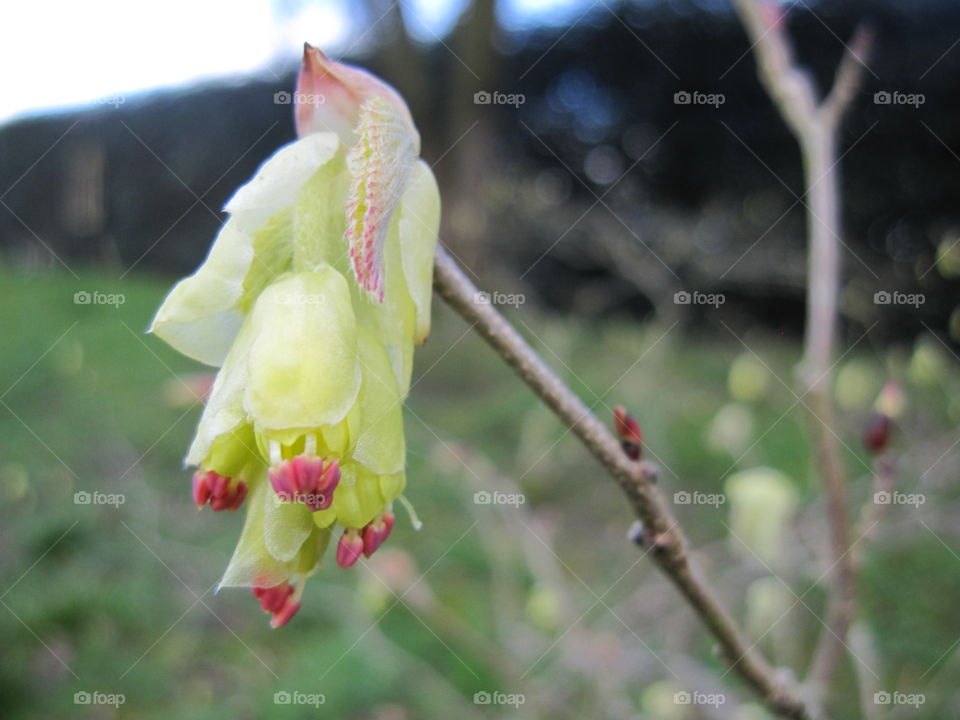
xmin=149 ymin=45 xmax=440 ymax=627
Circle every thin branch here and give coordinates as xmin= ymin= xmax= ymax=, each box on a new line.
xmin=731 ymin=0 xmax=873 ymax=707
xmin=821 ymin=25 xmax=873 ymax=127
xmin=853 ymin=454 xmax=895 ymax=567
xmin=433 ymin=245 xmax=811 ymax=720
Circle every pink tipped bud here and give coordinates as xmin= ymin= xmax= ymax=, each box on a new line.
xmin=192 ymin=470 xmax=247 ymax=512
xmin=270 ymin=600 xmax=301 ymax=628
xmin=613 ymin=406 xmax=643 ymax=460
xmin=336 ymin=529 xmax=364 ymax=568
xmin=269 ymin=456 xmax=341 ymax=511
xmin=296 ymin=44 xmax=416 ymax=143
xmin=192 ymin=471 xmax=211 ymax=507
xmin=864 ymin=412 xmax=892 ymax=454
xmin=362 ymin=512 xmax=395 ymax=558
xmin=252 ymin=583 xmax=300 ymax=628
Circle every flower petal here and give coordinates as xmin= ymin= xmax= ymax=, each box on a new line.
xmin=219 ymin=478 xmax=292 ymax=588
xmin=292 ymin=147 xmax=350 ymax=272
xmin=311 ymin=463 xmax=384 ymax=530
xmin=225 ymin=132 xmax=340 ymax=226
xmin=344 ymin=96 xmax=418 ymax=301
xmin=352 ymin=330 xmax=405 ymax=475
xmin=245 ymin=268 xmax=361 ymax=431
xmin=296 ymin=44 xmax=418 ymax=149
xmin=264 ymin=491 xmax=315 ymax=563
xmin=149 ymin=217 xmax=252 ymax=366
xmin=186 ymin=319 xmax=257 ymax=466
xmin=379 ymin=471 xmax=406 ymax=504
xmin=398 ymin=159 xmax=441 ymax=344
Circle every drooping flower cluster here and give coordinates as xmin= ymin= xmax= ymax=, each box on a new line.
xmin=150 ymin=45 xmax=439 ymax=627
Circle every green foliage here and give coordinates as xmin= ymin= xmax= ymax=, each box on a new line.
xmin=1 ymin=268 xmax=957 ymax=718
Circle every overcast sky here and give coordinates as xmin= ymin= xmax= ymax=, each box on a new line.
xmin=0 ymin=0 xmax=590 ymax=124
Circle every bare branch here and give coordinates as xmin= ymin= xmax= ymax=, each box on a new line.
xmin=433 ymin=245 xmax=811 ymax=720
xmin=731 ymin=0 xmax=873 ymax=707
xmin=821 ymin=24 xmax=874 ymax=127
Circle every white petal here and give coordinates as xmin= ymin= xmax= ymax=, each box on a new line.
xmin=225 ymin=132 xmax=340 ymax=224
xmin=149 ymin=218 xmax=252 ymax=366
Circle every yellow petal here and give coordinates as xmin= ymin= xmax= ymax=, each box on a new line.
xmin=245 ymin=268 xmax=361 ymax=431
xmin=263 ymin=490 xmax=315 ymax=563
xmin=219 ymin=478 xmax=293 ymax=588
xmin=352 ymin=330 xmax=406 ymax=475
xmin=398 ymin=159 xmax=441 ymax=344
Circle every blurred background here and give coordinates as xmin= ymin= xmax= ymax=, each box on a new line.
xmin=1 ymin=0 xmax=959 ymax=718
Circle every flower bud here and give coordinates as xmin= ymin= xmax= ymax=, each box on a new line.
xmin=863 ymin=412 xmax=892 ymax=454
xmin=252 ymin=583 xmax=301 ymax=628
xmin=613 ymin=405 xmax=643 ymax=460
xmin=192 ymin=470 xmax=247 ymax=511
xmin=362 ymin=512 xmax=395 ymax=557
xmin=269 ymin=455 xmax=341 ymax=511
xmin=336 ymin=529 xmax=364 ymax=568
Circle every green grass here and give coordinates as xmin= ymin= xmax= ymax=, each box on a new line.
xmin=0 ymin=265 xmax=958 ymax=718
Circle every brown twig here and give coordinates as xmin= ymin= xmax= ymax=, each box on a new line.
xmin=731 ymin=0 xmax=872 ymax=707
xmin=433 ymin=245 xmax=811 ymax=720
xmin=853 ymin=454 xmax=895 ymax=567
